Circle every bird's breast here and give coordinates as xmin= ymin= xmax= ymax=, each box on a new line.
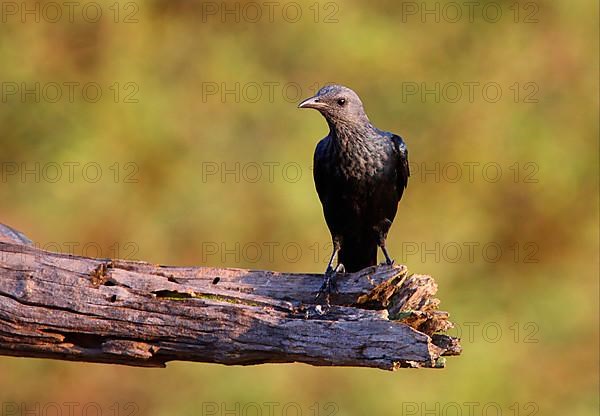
xmin=335 ymin=142 xmax=392 ymax=182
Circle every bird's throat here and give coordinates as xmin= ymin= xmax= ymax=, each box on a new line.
xmin=328 ymin=119 xmax=375 ymax=152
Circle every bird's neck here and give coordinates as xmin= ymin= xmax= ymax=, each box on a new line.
xmin=327 ymin=118 xmax=376 ymax=151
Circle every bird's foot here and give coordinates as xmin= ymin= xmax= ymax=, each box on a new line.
xmin=379 ymin=256 xmax=395 ymax=267
xmin=316 ymin=264 xmax=344 ymax=305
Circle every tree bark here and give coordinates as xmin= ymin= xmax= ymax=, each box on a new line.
xmin=0 ymin=224 xmax=461 ymax=371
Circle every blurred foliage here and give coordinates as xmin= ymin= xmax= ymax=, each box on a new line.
xmin=0 ymin=0 xmax=598 ymax=415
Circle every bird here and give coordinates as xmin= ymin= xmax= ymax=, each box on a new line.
xmin=298 ymin=84 xmax=410 ymax=301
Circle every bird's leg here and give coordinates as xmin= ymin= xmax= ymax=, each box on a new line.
xmin=379 ymin=240 xmax=395 ymax=266
xmin=324 ymin=242 xmax=338 ymax=275
xmin=316 ymin=240 xmax=343 ymax=304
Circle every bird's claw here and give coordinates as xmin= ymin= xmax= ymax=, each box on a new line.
xmin=315 ymin=277 xmax=335 ymax=305
xmin=316 ymin=264 xmax=344 ymax=305
xmin=379 ymin=258 xmax=395 ymax=267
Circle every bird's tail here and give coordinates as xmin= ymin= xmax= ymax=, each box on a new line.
xmin=338 ymin=240 xmax=378 ymax=273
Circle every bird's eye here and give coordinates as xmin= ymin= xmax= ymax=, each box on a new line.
xmin=337 ymin=98 xmax=346 ymax=106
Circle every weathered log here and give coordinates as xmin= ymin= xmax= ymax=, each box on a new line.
xmin=0 ymin=224 xmax=461 ymax=370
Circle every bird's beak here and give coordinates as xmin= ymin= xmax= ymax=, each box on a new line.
xmin=298 ymin=95 xmax=323 ymax=109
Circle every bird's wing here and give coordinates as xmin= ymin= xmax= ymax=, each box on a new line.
xmin=313 ymin=137 xmax=331 ymax=203
xmin=391 ymin=134 xmax=410 ymax=191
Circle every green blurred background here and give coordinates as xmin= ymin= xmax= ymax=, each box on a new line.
xmin=0 ymin=0 xmax=598 ymax=414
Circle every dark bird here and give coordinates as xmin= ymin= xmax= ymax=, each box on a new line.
xmin=298 ymin=84 xmax=410 ymax=300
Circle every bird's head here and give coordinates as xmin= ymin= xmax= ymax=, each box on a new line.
xmin=298 ymin=84 xmax=369 ymax=125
